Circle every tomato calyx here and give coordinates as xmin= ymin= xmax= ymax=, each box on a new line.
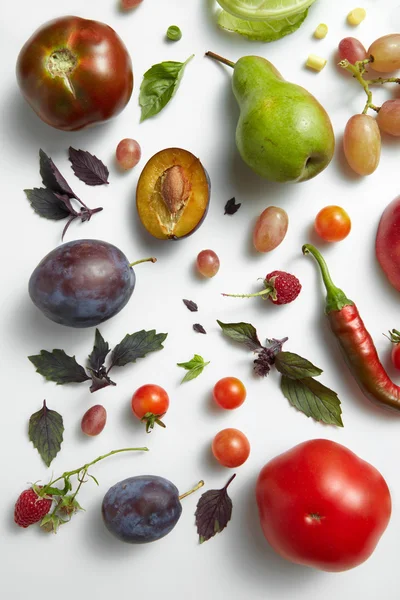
xmin=46 ymin=49 xmax=78 ymax=97
xmin=305 ymin=512 xmax=325 ymax=524
xmin=385 ymin=328 xmax=400 ymax=344
xmin=140 ymin=412 xmax=166 ymax=433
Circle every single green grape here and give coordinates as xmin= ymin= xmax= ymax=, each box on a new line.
xmin=167 ymin=25 xmax=182 ymax=41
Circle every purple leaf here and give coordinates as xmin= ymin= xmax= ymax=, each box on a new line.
xmin=25 ymin=188 xmax=72 ymax=221
xmin=193 ymin=324 xmax=206 ymax=334
xmin=224 ymin=197 xmax=241 ymax=215
xmin=69 ymin=147 xmax=109 ymax=186
xmin=195 ymin=474 xmax=236 ymax=543
xmin=183 ymin=299 xmax=198 ymax=312
xmin=39 ymin=149 xmax=75 ymax=198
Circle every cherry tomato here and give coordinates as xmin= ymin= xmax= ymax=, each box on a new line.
xmin=131 ymin=384 xmax=169 ymax=433
xmin=212 ymin=428 xmax=250 ymax=468
xmin=392 ymin=344 xmax=400 ymax=370
xmin=16 ymin=16 xmax=133 ymax=131
xmin=314 ymin=205 xmax=351 ymax=242
xmin=213 ymin=377 xmax=246 ymax=410
xmin=256 ymin=439 xmax=391 ymax=572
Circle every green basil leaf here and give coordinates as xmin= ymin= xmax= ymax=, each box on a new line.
xmin=139 ymin=55 xmax=194 ymax=122
xmin=177 ymin=354 xmax=210 ymax=383
xmin=275 ymin=352 xmax=323 ymax=380
xmin=29 ymin=401 xmax=64 ymax=467
xmin=217 ymin=320 xmax=262 ymax=351
xmin=281 ymin=376 xmax=343 ymax=427
xmin=217 ymin=8 xmax=308 ymax=41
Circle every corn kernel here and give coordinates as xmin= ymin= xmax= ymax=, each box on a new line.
xmin=347 ymin=8 xmax=366 ymax=26
xmin=306 ymin=54 xmax=328 ymax=72
xmin=314 ymin=23 xmax=328 ymax=39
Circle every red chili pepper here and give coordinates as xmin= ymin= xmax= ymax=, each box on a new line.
xmin=303 ymin=244 xmax=400 ymax=412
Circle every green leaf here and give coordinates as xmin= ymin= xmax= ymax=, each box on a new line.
xmin=139 ymin=55 xmax=194 ymax=122
xmin=281 ymin=376 xmax=343 ymax=427
xmin=217 ymin=8 xmax=308 ymax=41
xmin=88 ymin=329 xmax=110 ymax=373
xmin=275 ymin=352 xmax=323 ymax=380
xmin=29 ymin=400 xmax=64 ymax=467
xmin=177 ymin=354 xmax=210 ymax=383
xmin=217 ymin=320 xmax=262 ymax=351
xmin=28 ymin=350 xmax=90 ymax=385
xmin=110 ymin=330 xmax=167 ymax=369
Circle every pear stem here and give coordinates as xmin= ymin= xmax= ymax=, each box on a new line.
xmin=205 ymin=51 xmax=235 ymax=69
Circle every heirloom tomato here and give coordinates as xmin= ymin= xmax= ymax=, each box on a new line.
xmin=16 ymin=16 xmax=133 ymax=131
xmin=256 ymin=439 xmax=391 ymax=572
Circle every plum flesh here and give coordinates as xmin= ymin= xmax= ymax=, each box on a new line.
xmin=101 ymin=475 xmax=182 ymax=544
xmin=29 ymin=239 xmax=135 ymax=328
xmin=376 ymin=196 xmax=400 ymax=292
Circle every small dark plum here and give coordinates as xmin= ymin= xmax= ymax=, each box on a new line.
xmin=29 ymin=239 xmax=155 ymax=328
xmin=136 ymin=148 xmax=210 ymax=240
xmin=101 ymin=475 xmax=182 ymax=544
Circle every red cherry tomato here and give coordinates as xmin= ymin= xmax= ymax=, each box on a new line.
xmin=212 ymin=428 xmax=250 ymax=468
xmin=256 ymin=439 xmax=391 ymax=572
xmin=16 ymin=16 xmax=133 ymax=131
xmin=314 ymin=205 xmax=351 ymax=242
xmin=131 ymin=385 xmax=169 ymax=433
xmin=213 ymin=377 xmax=247 ymax=410
xmin=392 ymin=344 xmax=400 ymax=370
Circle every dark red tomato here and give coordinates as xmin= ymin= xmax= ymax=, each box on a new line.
xmin=256 ymin=439 xmax=391 ymax=572
xmin=212 ymin=428 xmax=250 ymax=468
xmin=392 ymin=344 xmax=400 ymax=370
xmin=213 ymin=377 xmax=246 ymax=410
xmin=131 ymin=385 xmax=169 ymax=433
xmin=16 ymin=16 xmax=133 ymax=131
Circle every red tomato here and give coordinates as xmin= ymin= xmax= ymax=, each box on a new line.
xmin=213 ymin=377 xmax=246 ymax=410
xmin=131 ymin=384 xmax=169 ymax=433
xmin=256 ymin=439 xmax=391 ymax=572
xmin=16 ymin=16 xmax=133 ymax=131
xmin=212 ymin=428 xmax=250 ymax=468
xmin=314 ymin=205 xmax=351 ymax=242
xmin=392 ymin=344 xmax=400 ymax=370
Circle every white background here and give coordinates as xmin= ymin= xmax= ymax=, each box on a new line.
xmin=1 ymin=0 xmax=400 ymax=598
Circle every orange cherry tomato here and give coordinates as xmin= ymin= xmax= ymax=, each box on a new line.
xmin=212 ymin=428 xmax=250 ymax=468
xmin=314 ymin=205 xmax=351 ymax=242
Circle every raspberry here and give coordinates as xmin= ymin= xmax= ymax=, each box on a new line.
xmin=14 ymin=488 xmax=52 ymax=528
xmin=265 ymin=271 xmax=302 ymax=305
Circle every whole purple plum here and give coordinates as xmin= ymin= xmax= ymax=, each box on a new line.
xmin=101 ymin=475 xmax=182 ymax=544
xmin=29 ymin=239 xmax=136 ymax=328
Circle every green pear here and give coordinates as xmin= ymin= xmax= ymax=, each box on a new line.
xmin=207 ymin=53 xmax=335 ymax=183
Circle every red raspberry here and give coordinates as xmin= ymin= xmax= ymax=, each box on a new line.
xmin=265 ymin=271 xmax=302 ymax=305
xmin=14 ymin=487 xmax=52 ymax=528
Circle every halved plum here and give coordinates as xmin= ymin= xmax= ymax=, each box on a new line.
xmin=136 ymin=148 xmax=210 ymax=240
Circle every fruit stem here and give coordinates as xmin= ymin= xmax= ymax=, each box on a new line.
xmin=44 ymin=447 xmax=149 ymax=491
xmin=338 ymin=58 xmax=380 ymax=113
xmin=205 ymin=51 xmax=235 ymax=69
xmin=179 ymin=480 xmax=204 ymax=501
xmin=367 ymin=77 xmax=400 ymax=85
xmin=129 ymin=257 xmax=157 ymax=268
xmin=302 ymin=244 xmax=353 ymax=313
xmin=222 ymin=286 xmax=273 ymax=299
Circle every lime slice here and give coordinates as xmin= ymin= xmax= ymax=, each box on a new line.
xmin=216 ymin=0 xmax=317 ymax=21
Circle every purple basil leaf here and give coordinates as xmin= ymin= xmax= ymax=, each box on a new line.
xmin=39 ymin=149 xmax=75 ymax=198
xmin=183 ymin=299 xmax=198 ymax=312
xmin=25 ymin=188 xmax=72 ymax=221
xmin=89 ymin=372 xmax=116 ymax=393
xmin=69 ymin=147 xmax=109 ymax=186
xmin=224 ymin=197 xmax=241 ymax=215
xmin=195 ymin=474 xmax=236 ymax=543
xmin=193 ymin=324 xmax=206 ymax=334
xmin=28 ymin=400 xmax=64 ymax=467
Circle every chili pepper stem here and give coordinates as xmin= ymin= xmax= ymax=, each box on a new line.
xmin=179 ymin=480 xmax=204 ymax=501
xmin=302 ymin=244 xmax=353 ymax=313
xmin=222 ymin=286 xmax=273 ymax=299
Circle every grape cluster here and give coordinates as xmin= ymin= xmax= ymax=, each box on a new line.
xmin=338 ymin=34 xmax=400 ymax=175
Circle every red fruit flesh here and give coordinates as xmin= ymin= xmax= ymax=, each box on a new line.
xmin=376 ymin=196 xmax=400 ymax=292
xmin=14 ymin=488 xmax=52 ymax=528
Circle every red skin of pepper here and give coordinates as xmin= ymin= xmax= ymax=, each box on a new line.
xmin=303 ymin=244 xmax=400 ymax=413
xmin=329 ymin=305 xmax=400 ymax=411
